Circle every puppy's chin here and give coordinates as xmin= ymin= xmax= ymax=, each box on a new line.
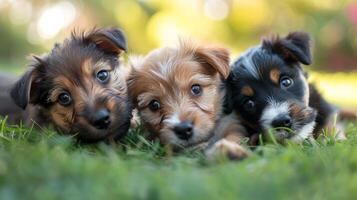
xmin=73 ymin=122 xmax=130 ymax=143
xmin=65 ymin=112 xmax=131 ymax=143
xmin=265 ymin=120 xmax=316 ymax=143
xmin=290 ymin=121 xmax=316 ymax=142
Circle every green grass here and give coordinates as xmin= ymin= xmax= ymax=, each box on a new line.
xmin=1 ymin=118 xmax=357 ymax=200
xmin=1 ymin=65 xmax=357 ymax=199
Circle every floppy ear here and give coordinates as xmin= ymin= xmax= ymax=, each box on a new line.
xmin=194 ymin=47 xmax=230 ymax=79
xmin=10 ymin=56 xmax=43 ymax=109
xmin=85 ymin=27 xmax=128 ymax=54
xmin=262 ymin=31 xmax=312 ymax=65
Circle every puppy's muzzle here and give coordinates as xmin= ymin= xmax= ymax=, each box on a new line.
xmin=271 ymin=114 xmax=292 ymax=129
xmin=173 ymin=121 xmax=193 ymax=140
xmin=90 ymin=108 xmax=111 ymax=130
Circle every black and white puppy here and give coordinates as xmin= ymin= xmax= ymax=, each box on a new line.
xmin=226 ymin=32 xmax=345 ymax=144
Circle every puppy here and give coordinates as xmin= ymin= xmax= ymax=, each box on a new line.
xmin=1 ymin=28 xmax=132 ymax=143
xmin=127 ymin=40 xmax=236 ymax=151
xmin=226 ymin=31 xmax=345 ymax=144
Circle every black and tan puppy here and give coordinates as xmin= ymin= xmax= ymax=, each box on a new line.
xmin=1 ymin=28 xmax=132 ymax=143
xmin=225 ymin=31 xmax=345 ymax=144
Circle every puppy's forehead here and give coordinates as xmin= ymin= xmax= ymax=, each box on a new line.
xmin=234 ymin=46 xmax=261 ymax=79
xmin=45 ymin=40 xmax=116 ymax=76
xmin=145 ymin=46 xmax=215 ymax=72
xmin=140 ymin=49 xmax=212 ymax=82
xmin=42 ymin=41 xmax=121 ymax=101
xmin=232 ymin=46 xmax=286 ymax=80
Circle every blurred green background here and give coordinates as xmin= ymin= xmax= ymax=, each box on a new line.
xmin=0 ymin=0 xmax=356 ymax=107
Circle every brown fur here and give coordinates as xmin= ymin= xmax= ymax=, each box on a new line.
xmin=269 ymin=68 xmax=281 ymax=85
xmin=289 ymin=102 xmax=314 ymax=121
xmin=205 ymin=113 xmax=250 ymax=160
xmin=241 ymin=86 xmax=254 ymax=97
xmin=5 ymin=28 xmax=132 ymax=142
xmin=128 ymin=40 xmax=232 ymax=150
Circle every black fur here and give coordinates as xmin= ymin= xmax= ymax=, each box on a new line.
xmin=5 ymin=27 xmax=131 ymax=143
xmin=227 ymin=31 xmax=336 ymax=142
xmin=10 ymin=69 xmax=33 ymax=109
xmin=262 ymin=32 xmax=312 ymax=65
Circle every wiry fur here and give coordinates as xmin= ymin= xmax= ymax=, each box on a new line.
xmin=2 ymin=28 xmax=132 ymax=143
xmin=128 ymin=40 xmax=247 ymax=154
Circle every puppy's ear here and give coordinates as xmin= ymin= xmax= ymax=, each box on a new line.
xmin=85 ymin=27 xmax=128 ymax=54
xmin=10 ymin=56 xmax=43 ymax=109
xmin=195 ymin=47 xmax=230 ymax=79
xmin=262 ymin=31 xmax=312 ymax=65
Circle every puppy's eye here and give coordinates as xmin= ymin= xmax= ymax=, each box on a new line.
xmin=280 ymin=76 xmax=294 ymax=88
xmin=243 ymin=99 xmax=255 ymax=111
xmin=96 ymin=70 xmax=110 ymax=84
xmin=149 ymin=100 xmax=161 ymax=112
xmin=191 ymin=84 xmax=202 ymax=96
xmin=58 ymin=92 xmax=72 ymax=106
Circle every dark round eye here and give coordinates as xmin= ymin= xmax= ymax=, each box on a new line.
xmin=280 ymin=76 xmax=294 ymax=88
xmin=96 ymin=70 xmax=110 ymax=83
xmin=149 ymin=100 xmax=161 ymax=112
xmin=58 ymin=92 xmax=72 ymax=106
xmin=191 ymin=84 xmax=202 ymax=96
xmin=243 ymin=99 xmax=255 ymax=111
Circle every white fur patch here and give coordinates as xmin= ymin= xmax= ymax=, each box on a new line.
xmin=290 ymin=121 xmax=315 ymax=142
xmin=163 ymin=113 xmax=181 ymax=127
xmin=158 ymin=57 xmax=177 ymax=76
xmin=260 ymin=100 xmax=290 ymax=131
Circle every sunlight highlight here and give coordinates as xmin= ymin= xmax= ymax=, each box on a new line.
xmin=204 ymin=0 xmax=229 ymax=20
xmin=37 ymin=1 xmax=76 ymax=39
xmin=9 ymin=0 xmax=32 ymax=25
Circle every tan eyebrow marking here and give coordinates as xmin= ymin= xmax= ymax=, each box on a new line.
xmin=241 ymin=86 xmax=254 ymax=96
xmin=270 ymin=68 xmax=281 ymax=85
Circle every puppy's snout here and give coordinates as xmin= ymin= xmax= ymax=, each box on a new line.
xmin=272 ymin=114 xmax=292 ymax=128
xmin=92 ymin=108 xmax=111 ymax=130
xmin=174 ymin=121 xmax=193 ymax=140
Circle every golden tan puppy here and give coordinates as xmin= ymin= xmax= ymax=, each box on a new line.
xmin=128 ymin=40 xmax=249 ymax=158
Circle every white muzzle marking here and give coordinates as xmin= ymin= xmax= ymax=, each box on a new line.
xmin=260 ymin=100 xmax=290 ymax=131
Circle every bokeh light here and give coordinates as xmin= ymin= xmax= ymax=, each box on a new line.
xmin=9 ymin=0 xmax=32 ymax=25
xmin=204 ymin=0 xmax=230 ymax=21
xmin=36 ymin=1 xmax=76 ymax=39
xmin=0 ymin=0 xmax=356 ymax=108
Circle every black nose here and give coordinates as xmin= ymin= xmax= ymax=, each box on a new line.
xmin=92 ymin=109 xmax=111 ymax=130
xmin=174 ymin=121 xmax=193 ymax=140
xmin=272 ymin=114 xmax=292 ymax=128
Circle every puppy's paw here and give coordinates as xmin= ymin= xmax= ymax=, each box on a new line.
xmin=205 ymin=139 xmax=249 ymax=161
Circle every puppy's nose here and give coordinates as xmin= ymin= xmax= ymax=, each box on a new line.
xmin=92 ymin=109 xmax=111 ymax=130
xmin=272 ymin=114 xmax=292 ymax=128
xmin=174 ymin=121 xmax=193 ymax=140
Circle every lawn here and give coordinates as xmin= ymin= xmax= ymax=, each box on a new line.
xmin=0 ymin=118 xmax=357 ymax=200
xmin=1 ymin=65 xmax=357 ymax=199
